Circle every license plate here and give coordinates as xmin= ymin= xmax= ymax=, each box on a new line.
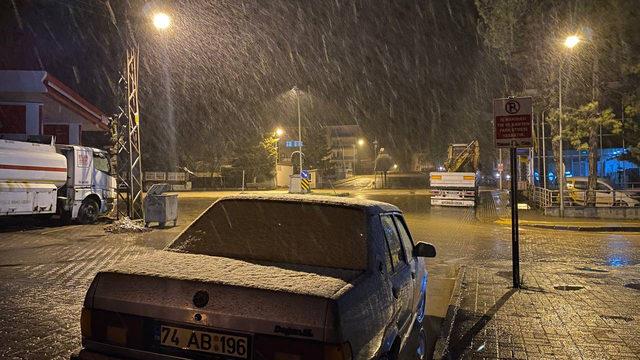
xmin=159 ymin=325 xmax=250 ymax=358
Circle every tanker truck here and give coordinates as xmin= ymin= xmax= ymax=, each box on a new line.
xmin=0 ymin=137 xmax=116 ymax=224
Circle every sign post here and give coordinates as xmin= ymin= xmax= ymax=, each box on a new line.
xmin=494 ymin=96 xmax=533 ymax=289
xmin=300 ymin=170 xmax=311 ymax=192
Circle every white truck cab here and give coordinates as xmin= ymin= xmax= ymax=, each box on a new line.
xmin=56 ymin=145 xmax=117 ymax=223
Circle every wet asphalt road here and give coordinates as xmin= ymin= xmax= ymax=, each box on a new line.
xmin=0 ymin=191 xmax=638 ymax=359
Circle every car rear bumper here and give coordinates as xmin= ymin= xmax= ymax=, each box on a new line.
xmin=79 ymin=340 xmax=188 ymax=360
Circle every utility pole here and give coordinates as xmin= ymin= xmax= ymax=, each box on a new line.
xmin=112 ymin=12 xmax=170 ymax=220
xmin=114 ymin=48 xmax=144 ymax=219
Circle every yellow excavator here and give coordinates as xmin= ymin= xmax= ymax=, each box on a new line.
xmin=430 ymin=141 xmax=480 ymax=207
xmin=444 ymin=140 xmax=480 ymax=173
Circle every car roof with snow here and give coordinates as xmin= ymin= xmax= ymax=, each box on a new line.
xmin=215 ymin=194 xmax=400 ymax=214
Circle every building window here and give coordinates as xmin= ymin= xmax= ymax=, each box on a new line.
xmin=0 ymin=105 xmax=26 ymax=134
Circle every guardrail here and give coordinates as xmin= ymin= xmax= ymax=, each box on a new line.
xmin=524 ymin=184 xmax=639 ymax=208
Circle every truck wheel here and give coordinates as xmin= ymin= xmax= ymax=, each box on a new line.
xmin=78 ymin=199 xmax=99 ymax=224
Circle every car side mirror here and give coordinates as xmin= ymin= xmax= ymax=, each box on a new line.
xmin=413 ymin=242 xmax=436 ymax=258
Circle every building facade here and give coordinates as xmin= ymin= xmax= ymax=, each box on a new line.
xmin=0 ymin=70 xmax=109 ymax=146
xmin=326 ymin=125 xmax=371 ymax=176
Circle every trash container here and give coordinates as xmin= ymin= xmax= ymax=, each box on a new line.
xmin=143 ymin=183 xmax=178 ymax=227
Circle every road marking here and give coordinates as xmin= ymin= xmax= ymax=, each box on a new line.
xmin=40 ymin=225 xmax=82 ymax=235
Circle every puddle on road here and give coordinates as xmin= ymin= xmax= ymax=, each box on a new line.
xmin=553 ymin=285 xmax=585 ymax=291
xmin=623 ymin=283 xmax=640 ymax=291
xmin=575 ymin=267 xmax=609 ymax=273
xmin=600 ymin=314 xmax=634 ymax=322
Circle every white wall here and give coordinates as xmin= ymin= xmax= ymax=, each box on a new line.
xmin=25 ymin=103 xmax=41 ymax=135
xmin=68 ymin=123 xmax=80 ymax=145
xmin=276 ymin=164 xmax=293 ymax=187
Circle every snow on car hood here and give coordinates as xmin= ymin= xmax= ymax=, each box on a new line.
xmin=102 ymin=250 xmax=363 ymax=300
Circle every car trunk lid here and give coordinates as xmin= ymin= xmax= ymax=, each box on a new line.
xmin=89 ymin=251 xmax=362 ymax=343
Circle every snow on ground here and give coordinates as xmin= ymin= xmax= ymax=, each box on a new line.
xmin=104 ymin=217 xmax=151 ymax=233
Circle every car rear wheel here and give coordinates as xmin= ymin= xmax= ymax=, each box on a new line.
xmin=415 ymin=327 xmax=427 ymax=360
xmin=78 ymin=199 xmax=99 ymax=224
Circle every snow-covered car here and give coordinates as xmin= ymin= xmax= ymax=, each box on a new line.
xmin=76 ymin=194 xmax=436 ymax=360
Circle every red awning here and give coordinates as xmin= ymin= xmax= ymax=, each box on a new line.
xmin=42 ymin=73 xmax=109 ymax=131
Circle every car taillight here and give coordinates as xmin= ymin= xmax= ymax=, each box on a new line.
xmin=81 ymin=308 xmax=144 ymax=347
xmin=81 ymin=307 xmax=92 ymax=338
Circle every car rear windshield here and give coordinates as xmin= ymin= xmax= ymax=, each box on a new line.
xmin=168 ymin=199 xmax=368 ymax=270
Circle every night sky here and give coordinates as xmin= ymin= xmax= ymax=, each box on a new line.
xmin=1 ymin=0 xmax=507 ymax=170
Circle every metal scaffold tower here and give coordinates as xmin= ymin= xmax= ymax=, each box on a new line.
xmin=111 ymin=48 xmax=143 ymax=219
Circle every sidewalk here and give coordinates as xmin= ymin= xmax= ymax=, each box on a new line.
xmin=434 ymin=262 xmax=640 ymax=359
xmin=491 ymin=190 xmax=640 ymax=232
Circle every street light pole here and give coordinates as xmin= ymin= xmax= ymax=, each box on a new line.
xmin=558 ymin=60 xmax=565 ymax=217
xmin=275 ymin=137 xmax=279 ymax=187
xmin=274 ymin=127 xmax=283 ymax=188
xmin=294 ymin=87 xmax=303 ymax=174
xmin=557 ymin=35 xmax=582 ymax=216
xmin=541 ymin=110 xmax=547 ymax=189
xmin=351 ymin=144 xmax=355 ymax=175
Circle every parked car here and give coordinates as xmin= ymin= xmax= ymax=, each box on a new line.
xmin=76 ymin=194 xmax=436 ymax=360
xmin=566 ymin=176 xmax=639 ymax=207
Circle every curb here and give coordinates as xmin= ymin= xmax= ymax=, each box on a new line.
xmin=519 ymin=223 xmax=640 ymax=232
xmin=495 ymin=219 xmax=640 ymax=232
xmin=432 ymin=265 xmax=465 ymax=360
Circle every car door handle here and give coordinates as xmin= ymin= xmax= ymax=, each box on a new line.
xmin=392 ymin=286 xmax=400 ymax=299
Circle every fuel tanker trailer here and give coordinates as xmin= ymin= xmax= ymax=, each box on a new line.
xmin=0 ymin=137 xmax=116 ymax=224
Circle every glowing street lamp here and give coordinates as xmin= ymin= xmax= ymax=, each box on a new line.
xmin=153 ymin=12 xmax=171 ymax=30
xmin=564 ymin=35 xmax=580 ymax=49
xmin=357 ymin=138 xmax=365 ymax=146
xmin=275 ymin=127 xmax=284 ymax=137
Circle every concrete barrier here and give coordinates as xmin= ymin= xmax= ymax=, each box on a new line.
xmin=544 ymin=206 xmax=640 ymax=220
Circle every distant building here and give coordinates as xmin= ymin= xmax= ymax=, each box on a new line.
xmin=411 ymin=152 xmax=434 ymax=173
xmin=326 ymin=125 xmax=370 ymax=176
xmin=0 ymin=70 xmax=109 ymax=146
